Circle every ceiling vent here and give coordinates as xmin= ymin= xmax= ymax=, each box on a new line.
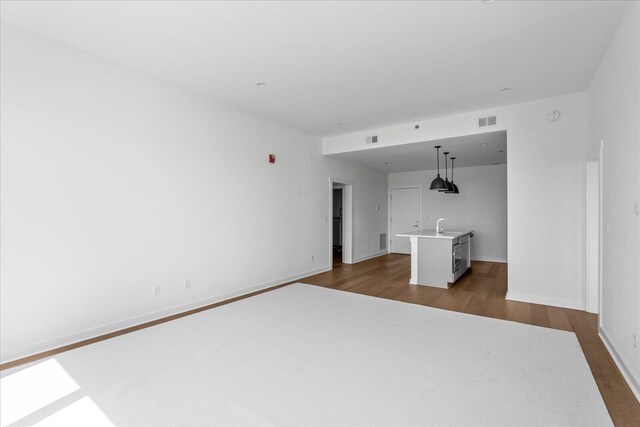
xmin=478 ymin=115 xmax=497 ymax=128
xmin=365 ymin=135 xmax=378 ymax=144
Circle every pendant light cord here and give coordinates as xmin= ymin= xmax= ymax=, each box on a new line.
xmin=451 ymin=157 xmax=455 ymax=181
xmin=443 ymin=152 xmax=449 ymax=179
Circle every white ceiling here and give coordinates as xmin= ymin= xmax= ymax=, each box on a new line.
xmin=0 ymin=1 xmax=627 ymax=136
xmin=330 ymin=131 xmax=507 ymax=173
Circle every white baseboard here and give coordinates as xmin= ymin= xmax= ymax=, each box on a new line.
xmin=471 ymin=257 xmax=507 ymax=264
xmin=599 ymin=327 xmax=640 ymax=403
xmin=353 ymin=251 xmax=388 ymax=263
xmin=0 ymin=265 xmax=332 ymax=365
xmin=505 ymin=291 xmax=585 ymax=311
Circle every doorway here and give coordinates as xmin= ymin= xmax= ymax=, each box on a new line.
xmin=389 ymin=187 xmax=420 ymax=254
xmin=332 ymin=184 xmax=344 ymax=266
xmin=329 ymin=178 xmax=353 ymax=267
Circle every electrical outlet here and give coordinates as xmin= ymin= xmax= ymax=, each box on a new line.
xmin=311 ymin=255 xmax=315 ymax=262
xmin=634 ymin=334 xmax=638 ymax=348
xmin=184 ymin=280 xmax=191 ymax=290
xmin=152 ymin=286 xmax=160 ymax=296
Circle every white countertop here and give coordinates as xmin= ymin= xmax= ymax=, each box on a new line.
xmin=395 ymin=229 xmax=473 ymax=239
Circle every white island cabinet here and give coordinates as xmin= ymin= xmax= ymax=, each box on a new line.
xmin=395 ymin=230 xmax=473 ymax=288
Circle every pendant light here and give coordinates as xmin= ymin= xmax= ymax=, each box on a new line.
xmin=429 ymin=145 xmax=447 ymax=190
xmin=439 ymin=152 xmax=455 ymax=192
xmin=445 ymin=156 xmax=460 ymax=194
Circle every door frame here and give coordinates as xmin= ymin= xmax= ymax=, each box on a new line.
xmin=388 ymin=186 xmax=422 ymax=254
xmin=586 ymin=160 xmax=599 ymax=313
xmin=598 ymin=140 xmax=604 ymax=325
xmin=329 ymin=178 xmax=353 ymax=266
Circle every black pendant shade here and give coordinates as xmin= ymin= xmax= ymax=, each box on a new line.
xmin=439 ymin=152 xmax=455 ymax=192
xmin=429 ymin=145 xmax=447 ymax=190
xmin=445 ymin=156 xmax=460 ymax=194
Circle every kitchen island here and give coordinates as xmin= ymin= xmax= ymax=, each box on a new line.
xmin=395 ymin=229 xmax=473 ymax=288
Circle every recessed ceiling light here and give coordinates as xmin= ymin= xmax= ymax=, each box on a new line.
xmin=481 ymin=143 xmax=489 ymax=147
xmin=500 ymin=87 xmax=512 ymax=93
xmin=256 ymin=82 xmax=267 ymax=88
xmin=337 ymin=122 xmax=346 ymax=126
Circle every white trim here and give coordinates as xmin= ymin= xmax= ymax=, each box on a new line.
xmin=409 ymin=236 xmax=418 ymax=284
xmin=353 ymin=251 xmax=388 ymax=263
xmin=585 ymin=160 xmax=599 ymax=313
xmin=599 ymin=327 xmax=640 ymax=403
xmin=598 ymin=140 xmax=604 ymax=327
xmin=329 ymin=178 xmax=354 ymax=266
xmin=342 ymin=184 xmax=354 ymax=264
xmin=0 ymin=265 xmax=331 ymax=364
xmin=505 ymin=291 xmax=585 ymax=311
xmin=471 ymin=257 xmax=507 ymax=264
xmin=388 ymin=186 xmax=421 ymax=254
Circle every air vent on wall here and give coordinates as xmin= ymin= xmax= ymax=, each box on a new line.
xmin=366 ymin=135 xmax=378 ymax=144
xmin=478 ymin=115 xmax=497 ymax=128
xmin=379 ymin=233 xmax=387 ymax=250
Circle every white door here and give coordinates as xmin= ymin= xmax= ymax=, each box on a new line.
xmin=390 ymin=188 xmax=420 ymax=254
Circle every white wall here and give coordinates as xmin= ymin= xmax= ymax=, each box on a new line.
xmin=587 ymin=1 xmax=640 ymax=400
xmin=325 ymin=157 xmax=388 ymax=261
xmin=325 ymin=92 xmax=589 ymax=310
xmin=389 ymin=164 xmax=507 ymax=263
xmin=0 ymin=23 xmax=388 ymax=362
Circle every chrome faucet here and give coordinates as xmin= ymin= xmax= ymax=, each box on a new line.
xmin=436 ymin=218 xmax=450 ymax=234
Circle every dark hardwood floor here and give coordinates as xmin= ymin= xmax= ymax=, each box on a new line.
xmin=301 ymin=254 xmax=640 ymax=427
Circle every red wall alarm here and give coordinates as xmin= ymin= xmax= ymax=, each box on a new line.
xmin=268 ymin=154 xmax=276 ymax=164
